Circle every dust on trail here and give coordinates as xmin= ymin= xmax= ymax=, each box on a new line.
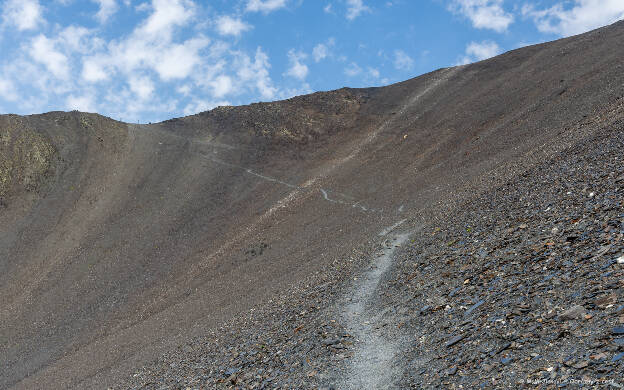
xmin=332 ymin=65 xmax=458 ymax=390
xmin=336 ymin=227 xmax=412 ymax=390
xmin=198 ymin=153 xmax=377 ymax=212
xmin=336 ymin=66 xmax=460 ymax=168
xmin=378 ymin=219 xmax=407 ymax=236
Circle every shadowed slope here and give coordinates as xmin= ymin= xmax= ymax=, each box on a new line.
xmin=1 ymin=21 xmax=623 ymax=389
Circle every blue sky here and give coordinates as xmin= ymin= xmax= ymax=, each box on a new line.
xmin=0 ymin=0 xmax=623 ymax=122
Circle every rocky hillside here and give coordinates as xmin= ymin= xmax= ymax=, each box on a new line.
xmin=118 ymin=63 xmax=624 ymax=390
xmin=1 ymin=21 xmax=623 ymax=389
xmin=394 ymin=102 xmax=624 ymax=388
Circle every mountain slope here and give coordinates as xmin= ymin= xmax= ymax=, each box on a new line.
xmin=1 ymin=21 xmax=623 ymax=389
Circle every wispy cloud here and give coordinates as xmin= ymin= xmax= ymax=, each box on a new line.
xmin=2 ymin=0 xmax=44 ymax=31
xmin=0 ymin=77 xmax=17 ymax=102
xmin=66 ymin=93 xmax=95 ymax=112
xmin=128 ymin=74 xmax=155 ymax=100
xmin=209 ymin=75 xmax=233 ymax=98
xmin=312 ymin=37 xmax=335 ymax=62
xmin=285 ymin=50 xmax=308 ymax=80
xmin=449 ymin=0 xmax=513 ymax=32
xmin=234 ymin=47 xmax=278 ymax=100
xmin=215 ymin=15 xmax=252 ymax=37
xmin=344 ymin=62 xmax=362 ymax=77
xmin=522 ymin=0 xmax=624 ymax=36
xmin=0 ymin=0 xmax=287 ymax=120
xmin=246 ymin=0 xmax=287 ymax=14
xmin=346 ymin=0 xmax=370 ymax=20
xmin=29 ymin=34 xmax=70 ymax=80
xmin=93 ymin=0 xmax=118 ymax=23
xmin=393 ymin=49 xmax=414 ymax=71
xmin=343 ymin=61 xmax=380 ymax=84
xmin=456 ymin=40 xmax=501 ymax=65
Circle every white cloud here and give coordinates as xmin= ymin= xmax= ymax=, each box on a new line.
xmin=313 ymin=44 xmax=329 ymax=62
xmin=344 ymin=62 xmax=362 ymax=77
xmin=2 ymin=0 xmax=44 ymax=31
xmin=215 ymin=15 xmax=252 ymax=37
xmin=99 ymin=0 xmax=208 ymax=82
xmin=466 ymin=41 xmax=500 ymax=59
xmin=0 ymin=0 xmax=291 ymax=121
xmin=58 ymin=26 xmax=104 ymax=53
xmin=0 ymin=1 xmax=219 ymax=121
xmin=93 ymin=0 xmax=118 ymax=23
xmin=312 ymin=38 xmax=335 ymax=62
xmin=67 ymin=94 xmax=95 ymax=112
xmin=82 ymin=57 xmax=109 ymax=82
xmin=235 ymin=47 xmax=278 ymax=100
xmin=393 ymin=49 xmax=414 ymax=71
xmin=456 ymin=40 xmax=501 ymax=65
xmin=0 ymin=77 xmax=18 ymax=101
xmin=246 ymin=0 xmax=287 ymax=13
xmin=342 ymin=62 xmax=380 ymax=83
xmin=449 ymin=0 xmax=513 ymax=32
xmin=280 ymin=82 xmax=312 ymax=100
xmin=1 ymin=56 xmax=56 ymax=105
xmin=190 ymin=46 xmax=280 ymax=102
xmin=367 ymin=67 xmax=380 ymax=78
xmin=183 ymin=99 xmax=230 ymax=116
xmin=285 ymin=50 xmax=308 ymax=80
xmin=29 ymin=35 xmax=70 ymax=80
xmin=128 ymin=75 xmax=155 ymax=100
xmin=140 ymin=0 xmax=195 ymax=38
xmin=177 ymin=84 xmax=192 ymax=95
xmin=210 ymin=75 xmax=233 ymax=97
xmin=324 ymin=3 xmax=333 ymax=14
xmin=522 ymin=0 xmax=624 ymax=37
xmin=103 ymin=86 xmax=177 ymax=120
xmin=191 ymin=46 xmax=282 ymax=102
xmin=153 ymin=39 xmax=208 ymax=80
xmin=346 ymin=0 xmax=370 ymax=20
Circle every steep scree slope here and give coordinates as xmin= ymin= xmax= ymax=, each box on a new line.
xmin=1 ymin=21 xmax=624 ymax=389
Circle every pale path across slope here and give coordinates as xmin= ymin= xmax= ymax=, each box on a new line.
xmin=335 ymin=226 xmax=415 ymax=390
xmin=330 ymin=67 xmax=460 ymax=389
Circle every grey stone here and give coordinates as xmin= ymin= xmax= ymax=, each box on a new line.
xmin=559 ymin=305 xmax=586 ymax=321
xmin=446 ymin=334 xmax=467 ymax=348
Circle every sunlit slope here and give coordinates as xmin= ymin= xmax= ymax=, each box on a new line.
xmin=1 ymin=20 xmax=623 ymax=389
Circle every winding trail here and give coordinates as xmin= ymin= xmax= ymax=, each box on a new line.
xmin=198 ymin=153 xmax=375 ymax=212
xmin=337 ymin=224 xmax=413 ymax=390
xmin=329 ymin=67 xmax=458 ymax=390
xmin=335 ymin=66 xmax=459 ymax=168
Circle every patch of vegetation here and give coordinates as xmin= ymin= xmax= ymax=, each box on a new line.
xmin=0 ymin=118 xmax=56 ymax=200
